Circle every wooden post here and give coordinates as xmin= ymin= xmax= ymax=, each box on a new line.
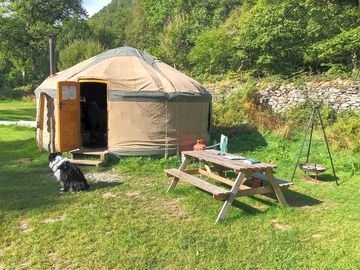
xmin=167 ymin=157 xmax=189 ymax=192
xmin=50 ymin=117 xmax=55 ymax=152
xmin=37 ymin=93 xmax=45 ymax=152
xmin=215 ymin=171 xmax=249 ymax=224
xmin=264 ymin=169 xmax=288 ymax=206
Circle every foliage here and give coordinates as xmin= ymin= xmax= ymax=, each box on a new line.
xmin=226 ymin=0 xmax=308 ymax=76
xmin=58 ymin=39 xmax=106 ymax=70
xmin=285 ymin=102 xmax=336 ymax=129
xmin=0 ymin=0 xmax=86 ymax=87
xmin=307 ymin=26 xmax=360 ymax=74
xmin=327 ymin=111 xmax=360 ymax=151
xmin=1 ymin=0 xmax=359 ymax=91
xmin=213 ymin=80 xmax=284 ymax=135
xmin=189 ymin=28 xmax=235 ymax=75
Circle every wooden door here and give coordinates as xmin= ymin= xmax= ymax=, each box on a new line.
xmin=57 ymin=81 xmax=81 ymax=152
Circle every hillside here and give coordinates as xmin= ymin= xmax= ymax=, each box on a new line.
xmin=0 ymin=0 xmax=358 ymax=93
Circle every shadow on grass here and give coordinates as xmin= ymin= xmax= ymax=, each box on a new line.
xmin=303 ymin=173 xmax=341 ymax=184
xmin=211 ymin=124 xmax=267 ymax=152
xmin=259 ymin=189 xmax=323 ymax=208
xmin=0 ymin=108 xmax=36 ymax=121
xmin=231 ymin=199 xmax=263 ymax=215
xmin=89 ymin=181 xmax=123 ymax=190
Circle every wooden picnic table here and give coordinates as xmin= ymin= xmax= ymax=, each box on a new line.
xmin=165 ymin=150 xmax=292 ymax=224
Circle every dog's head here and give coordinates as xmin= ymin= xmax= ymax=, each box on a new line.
xmin=48 ymin=152 xmax=62 ymax=163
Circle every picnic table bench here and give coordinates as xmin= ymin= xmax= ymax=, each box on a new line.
xmin=165 ymin=150 xmax=293 ymax=224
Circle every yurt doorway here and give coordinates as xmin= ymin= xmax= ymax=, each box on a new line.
xmin=79 ymin=81 xmax=108 ymax=148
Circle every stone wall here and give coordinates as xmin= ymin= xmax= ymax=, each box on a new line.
xmin=257 ymin=79 xmax=360 ymax=113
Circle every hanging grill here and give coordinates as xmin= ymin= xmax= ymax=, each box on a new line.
xmin=299 ymin=163 xmax=327 ymax=180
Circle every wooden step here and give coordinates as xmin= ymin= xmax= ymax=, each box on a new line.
xmin=252 ymin=172 xmax=293 ymax=189
xmin=165 ymin=168 xmax=231 ymax=200
xmin=69 ymin=159 xmax=103 ymax=166
xmin=70 ymin=148 xmax=108 ymax=161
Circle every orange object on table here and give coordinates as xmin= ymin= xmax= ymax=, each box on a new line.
xmin=193 ymin=139 xmax=206 ymax=150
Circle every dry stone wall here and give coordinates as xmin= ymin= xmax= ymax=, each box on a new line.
xmin=257 ymin=79 xmax=360 ymax=113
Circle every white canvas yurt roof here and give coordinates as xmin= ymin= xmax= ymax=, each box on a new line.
xmin=35 ymin=46 xmax=210 ymax=99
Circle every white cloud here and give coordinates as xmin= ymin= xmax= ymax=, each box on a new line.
xmin=83 ymin=0 xmax=112 ymax=17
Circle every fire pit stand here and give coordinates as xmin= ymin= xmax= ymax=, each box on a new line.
xmin=291 ymin=105 xmax=338 ymax=185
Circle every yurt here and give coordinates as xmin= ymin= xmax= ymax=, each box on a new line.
xmin=34 ymin=46 xmax=211 ymax=156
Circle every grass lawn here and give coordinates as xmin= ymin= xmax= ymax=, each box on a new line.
xmin=0 ymin=102 xmax=360 ymax=269
xmin=1 ymin=107 xmax=360 ymax=269
xmin=0 ymin=100 xmax=36 ymax=121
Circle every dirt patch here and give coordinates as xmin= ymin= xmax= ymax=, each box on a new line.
xmin=312 ymin=233 xmax=322 ymax=238
xmin=160 ymin=198 xmax=191 ymax=220
xmin=305 ymin=177 xmax=327 ymax=184
xmin=102 ymin=192 xmax=119 ymax=198
xmin=85 ymin=171 xmax=120 ymax=183
xmin=271 ymin=219 xmax=291 ymax=230
xmin=13 ymin=157 xmax=33 ymax=164
xmin=125 ymin=191 xmax=141 ymax=197
xmin=19 ymin=221 xmax=33 ymax=232
xmin=43 ymin=216 xmax=65 ymax=224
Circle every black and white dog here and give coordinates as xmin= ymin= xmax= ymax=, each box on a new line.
xmin=48 ymin=152 xmax=89 ymax=192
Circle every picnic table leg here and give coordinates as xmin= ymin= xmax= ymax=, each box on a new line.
xmin=264 ymin=169 xmax=288 ymax=206
xmin=167 ymin=157 xmax=190 ymax=193
xmin=215 ymin=171 xmax=248 ymax=224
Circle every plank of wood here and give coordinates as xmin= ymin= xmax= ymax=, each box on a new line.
xmin=252 ymin=172 xmax=293 ymax=189
xmin=183 ymin=169 xmax=200 ymax=175
xmin=182 ymin=150 xmax=276 ymax=172
xmin=37 ymin=93 xmax=45 ymax=152
xmin=165 ymin=168 xmax=231 ymax=200
xmin=68 ymin=159 xmax=102 ymax=166
xmin=70 ymin=148 xmax=108 ymax=155
xmin=215 ymin=171 xmax=250 ymax=224
xmin=264 ymin=169 xmax=288 ymax=206
xmin=49 ymin=117 xmax=55 ymax=153
xmin=236 ymin=186 xmax=273 ymax=197
xmin=198 ymin=169 xmax=234 ymax=186
xmin=166 ymin=157 xmax=189 ymax=193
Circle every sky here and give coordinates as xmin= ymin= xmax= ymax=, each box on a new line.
xmin=83 ymin=0 xmax=112 ymax=17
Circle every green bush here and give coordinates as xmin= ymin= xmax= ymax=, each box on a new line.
xmin=327 ymin=112 xmax=360 ymax=151
xmin=0 ymin=85 xmax=35 ymax=100
xmin=189 ymin=28 xmax=235 ymax=75
xmin=284 ymin=101 xmax=336 ymax=131
xmin=58 ymin=39 xmax=106 ymax=70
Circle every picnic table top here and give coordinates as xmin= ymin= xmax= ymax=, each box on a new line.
xmin=182 ymin=150 xmax=277 ymax=172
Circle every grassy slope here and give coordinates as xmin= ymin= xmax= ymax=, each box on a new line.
xmin=0 ymin=100 xmax=36 ymax=121
xmin=1 ymin=104 xmax=360 ymax=269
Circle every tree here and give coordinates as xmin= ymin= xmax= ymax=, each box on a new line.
xmin=0 ymin=0 xmax=86 ymax=87
xmin=189 ymin=28 xmax=235 ymax=75
xmin=158 ymin=14 xmax=193 ymax=70
xmin=58 ymin=39 xmax=105 ymax=70
xmin=306 ymin=26 xmax=360 ymax=73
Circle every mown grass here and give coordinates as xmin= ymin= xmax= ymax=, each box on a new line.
xmin=0 ymin=100 xmax=36 ymax=121
xmin=1 ymin=104 xmax=360 ymax=269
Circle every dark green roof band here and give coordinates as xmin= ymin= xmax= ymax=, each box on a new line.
xmin=108 ymin=90 xmax=212 ymax=102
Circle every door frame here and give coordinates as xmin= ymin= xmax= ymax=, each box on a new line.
xmin=78 ymin=79 xmax=109 ymax=148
